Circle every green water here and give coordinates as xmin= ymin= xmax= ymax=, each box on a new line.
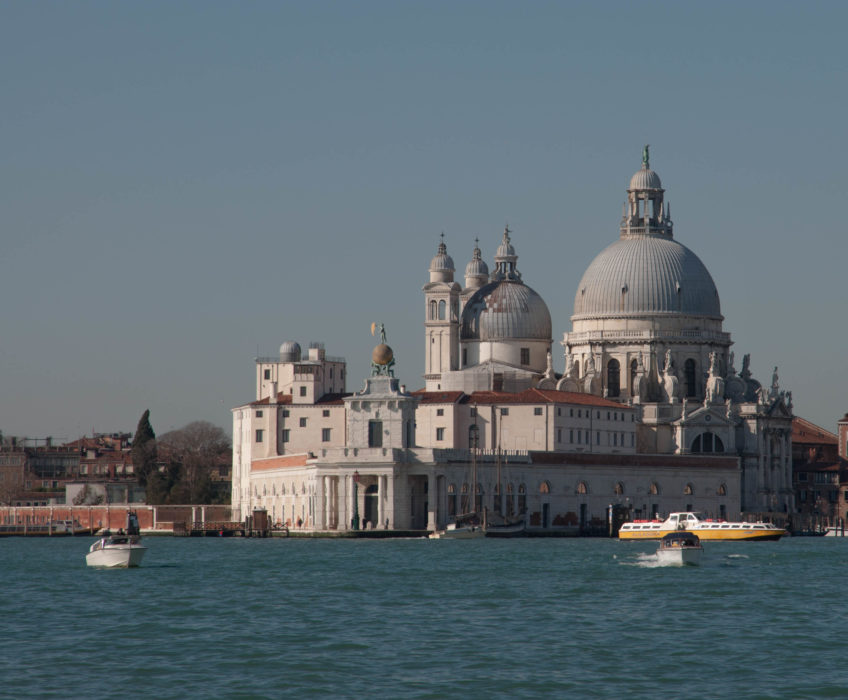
xmin=1 ymin=536 xmax=846 ymax=699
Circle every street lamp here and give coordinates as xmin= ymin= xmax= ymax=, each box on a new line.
xmin=352 ymin=470 xmax=360 ymax=531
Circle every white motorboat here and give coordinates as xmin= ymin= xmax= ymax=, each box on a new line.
xmin=429 ymin=514 xmax=485 ymax=539
xmin=86 ymin=511 xmax=146 ymax=568
xmin=656 ymin=532 xmax=702 ymax=566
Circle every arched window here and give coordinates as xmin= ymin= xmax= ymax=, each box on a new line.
xmin=614 ymin=482 xmax=624 ymax=496
xmin=438 ymin=300 xmax=446 ymax=320
xmin=576 ymin=481 xmax=588 ymax=495
xmin=540 ymin=481 xmax=551 ymax=494
xmin=448 ymin=483 xmax=457 ymax=517
xmin=518 ymin=484 xmax=527 ymax=515
xmin=683 ymin=483 xmax=694 ymax=495
xmin=717 ymin=483 xmax=727 ymax=496
xmin=684 ymin=359 xmax=697 ymax=397
xmin=692 ymin=432 xmax=725 ymax=453
xmin=630 ymin=359 xmax=638 ymax=396
xmin=468 ymin=424 xmax=480 ymax=449
xmin=429 ymin=300 xmax=437 ymax=320
xmin=649 ymin=482 xmax=660 ymax=496
xmin=607 ymin=359 xmax=620 ymax=397
xmin=506 ymin=483 xmax=515 ymax=516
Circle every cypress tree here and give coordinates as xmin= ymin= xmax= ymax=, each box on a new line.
xmin=131 ymin=409 xmax=158 ymax=489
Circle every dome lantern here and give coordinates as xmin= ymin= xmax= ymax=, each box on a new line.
xmin=464 ymin=238 xmax=489 ymax=289
xmin=621 ymin=145 xmax=673 ymax=238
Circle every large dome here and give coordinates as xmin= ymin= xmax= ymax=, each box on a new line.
xmin=572 ymin=235 xmax=722 ymax=319
xmin=461 ymin=280 xmax=552 ymax=341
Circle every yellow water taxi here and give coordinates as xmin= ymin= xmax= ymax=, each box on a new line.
xmin=618 ymin=512 xmax=785 ymax=542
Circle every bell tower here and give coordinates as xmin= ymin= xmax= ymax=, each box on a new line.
xmin=423 ymin=234 xmax=460 ymax=390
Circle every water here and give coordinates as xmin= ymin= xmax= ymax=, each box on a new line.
xmin=2 ymin=536 xmax=848 ymax=699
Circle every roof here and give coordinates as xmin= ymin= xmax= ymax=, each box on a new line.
xmin=411 ymin=390 xmax=464 ymax=405
xmin=251 ymin=454 xmax=310 ymax=472
xmin=573 ymin=235 xmax=721 ymax=320
xmin=413 ymin=388 xmax=632 ymax=409
xmin=792 ymin=417 xmax=837 ymax=445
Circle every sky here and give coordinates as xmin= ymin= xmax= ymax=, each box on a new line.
xmin=1 ymin=1 xmax=846 ymax=441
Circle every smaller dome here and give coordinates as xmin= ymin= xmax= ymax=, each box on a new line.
xmin=279 ymin=341 xmax=302 ymax=362
xmin=430 ymin=240 xmax=455 ymax=272
xmin=496 ymin=231 xmax=516 ymax=259
xmin=372 ymin=343 xmax=394 ymax=366
xmin=465 ymin=241 xmax=489 ymax=279
xmin=629 ymin=167 xmax=662 ymax=191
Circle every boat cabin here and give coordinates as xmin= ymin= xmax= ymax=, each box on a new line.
xmin=666 ymin=512 xmax=702 ymax=529
xmin=660 ymin=531 xmax=701 ymax=549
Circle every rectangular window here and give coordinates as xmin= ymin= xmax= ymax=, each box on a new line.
xmin=299 ymin=417 xmax=307 ymax=427
xmin=578 ymin=409 xmax=582 ymax=418
xmin=569 ymin=429 xmax=574 ymax=443
xmin=264 ymin=369 xmax=271 ymax=380
xmin=570 ymin=408 xmax=574 ymax=417
xmin=283 ymin=410 xmax=290 ymax=417
xmin=322 ymin=428 xmax=331 ymax=442
xmin=799 ymin=489 xmax=806 ymax=502
xmin=520 ymin=348 xmax=530 ymax=365
xmin=282 ymin=429 xmax=290 ymax=443
xmin=436 ymin=409 xmax=444 ymax=416
xmin=844 ymin=491 xmax=848 ymax=503
xmin=436 ymin=427 xmax=445 ymax=441
xmin=596 ymin=432 xmax=600 ymax=445
xmin=368 ymin=420 xmax=383 ymax=447
xmin=255 ymin=410 xmax=263 ymax=418
xmin=323 ymin=409 xmax=330 ymax=417
xmin=557 ymin=428 xmax=562 ymax=443
xmin=557 ymin=408 xmax=561 ymax=416
xmin=534 ymin=407 xmax=543 ymax=416
xmin=330 ymin=368 xmax=334 ymax=378
xmin=470 ymin=407 xmax=476 ymax=417
xmin=299 ymin=386 xmax=307 ymax=397
xmin=501 ymin=408 xmax=509 ymax=416
xmin=255 ymin=429 xmax=264 ymax=443
xmin=462 ymin=348 xmax=468 ymax=367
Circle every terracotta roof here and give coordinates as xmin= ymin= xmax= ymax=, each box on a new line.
xmin=316 ymin=393 xmax=350 ymax=405
xmin=251 ymin=454 xmax=310 ymax=471
xmin=411 ymin=390 xmax=464 ymax=404
xmin=792 ymin=417 xmax=837 ymax=445
xmin=251 ymin=393 xmax=293 ymax=406
xmin=468 ymin=388 xmax=631 ymax=408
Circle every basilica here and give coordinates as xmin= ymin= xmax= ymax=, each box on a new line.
xmin=231 ymin=150 xmax=793 ymax=533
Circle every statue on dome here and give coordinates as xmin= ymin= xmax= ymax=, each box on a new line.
xmin=769 ymin=366 xmax=780 ymax=399
xmin=705 ymin=351 xmax=725 ymax=407
xmin=740 ymin=353 xmax=752 ymax=381
xmin=642 ymin=144 xmax=650 ymax=169
xmin=727 ymin=351 xmax=736 ymax=377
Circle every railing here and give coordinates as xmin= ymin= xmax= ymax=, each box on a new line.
xmin=565 ymin=329 xmax=730 ymax=343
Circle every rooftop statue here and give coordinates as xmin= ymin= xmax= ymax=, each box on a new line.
xmin=642 ymin=144 xmax=650 ymax=169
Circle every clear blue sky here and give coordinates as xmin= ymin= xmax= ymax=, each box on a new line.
xmin=1 ymin=1 xmax=845 ymax=440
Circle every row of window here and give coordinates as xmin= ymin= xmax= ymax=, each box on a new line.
xmin=798 ymin=489 xmax=845 ymax=503
xmin=445 ymin=480 xmax=727 ymax=497
xmin=257 ymin=428 xmax=333 ymax=443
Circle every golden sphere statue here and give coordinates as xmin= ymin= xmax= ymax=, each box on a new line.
xmin=372 ymin=343 xmax=394 ymax=366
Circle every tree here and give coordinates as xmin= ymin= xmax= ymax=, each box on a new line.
xmin=131 ymin=409 xmax=158 ymax=491
xmin=157 ymin=421 xmax=231 ymax=504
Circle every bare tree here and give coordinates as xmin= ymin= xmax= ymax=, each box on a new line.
xmin=158 ymin=421 xmax=230 ymax=504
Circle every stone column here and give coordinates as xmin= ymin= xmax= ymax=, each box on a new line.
xmin=427 ymin=472 xmax=437 ymax=531
xmin=378 ymin=474 xmax=386 ymax=529
xmin=387 ymin=473 xmax=395 ymax=529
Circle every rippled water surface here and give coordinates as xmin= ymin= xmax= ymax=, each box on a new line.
xmin=2 ymin=535 xmax=848 ymax=699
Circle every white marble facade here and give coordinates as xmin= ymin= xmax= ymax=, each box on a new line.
xmin=231 ymin=149 xmax=791 ymax=530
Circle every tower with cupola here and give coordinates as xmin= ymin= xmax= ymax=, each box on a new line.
xmin=423 ymin=235 xmax=461 ymax=390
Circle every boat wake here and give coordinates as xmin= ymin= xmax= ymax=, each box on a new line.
xmin=621 ymin=552 xmax=687 ymax=568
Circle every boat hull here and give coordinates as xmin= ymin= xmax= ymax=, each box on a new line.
xmin=86 ymin=545 xmax=146 ymax=568
xmin=429 ymin=525 xmax=485 ymax=539
xmin=656 ymin=546 xmax=702 ymax=566
xmin=619 ymin=526 xmax=784 ymax=542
